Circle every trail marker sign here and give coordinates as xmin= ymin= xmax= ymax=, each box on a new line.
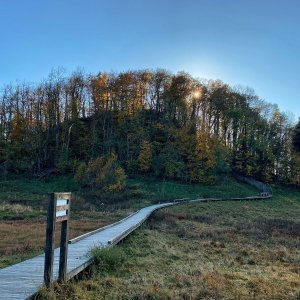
xmin=44 ymin=192 xmax=71 ymax=286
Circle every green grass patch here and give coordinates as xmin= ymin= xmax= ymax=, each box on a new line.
xmin=0 ymin=175 xmax=258 ymax=219
xmin=0 ymin=204 xmax=44 ymax=220
xmin=127 ymin=175 xmax=258 ymax=203
xmin=91 ymin=247 xmax=127 ymax=276
xmin=0 ymin=175 xmax=79 ymax=206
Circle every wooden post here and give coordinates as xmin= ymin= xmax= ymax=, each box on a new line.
xmin=58 ymin=197 xmax=71 ymax=282
xmin=44 ymin=192 xmax=71 ymax=285
xmin=44 ymin=193 xmax=56 ymax=286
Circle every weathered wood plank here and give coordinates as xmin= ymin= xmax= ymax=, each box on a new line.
xmin=56 ymin=205 xmax=69 ymax=211
xmin=56 ymin=215 xmax=69 ymax=222
xmin=55 ymin=193 xmax=71 ymax=200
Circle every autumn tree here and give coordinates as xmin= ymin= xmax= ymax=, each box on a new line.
xmin=75 ymin=153 xmax=126 ymax=192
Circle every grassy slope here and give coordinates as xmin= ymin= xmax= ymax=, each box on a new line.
xmin=128 ymin=176 xmax=259 ymax=202
xmin=0 ymin=176 xmax=256 ymax=269
xmin=40 ymin=184 xmax=300 ymax=300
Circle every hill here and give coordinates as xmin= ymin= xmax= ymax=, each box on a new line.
xmin=1 ymin=69 xmax=300 ymax=186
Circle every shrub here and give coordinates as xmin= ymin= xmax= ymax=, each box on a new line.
xmin=75 ymin=154 xmax=126 ymax=192
xmin=56 ymin=155 xmax=78 ymax=174
xmin=104 ymin=167 xmax=126 ymax=193
xmin=91 ymin=247 xmax=126 ymax=275
xmin=74 ymin=162 xmax=89 ymax=186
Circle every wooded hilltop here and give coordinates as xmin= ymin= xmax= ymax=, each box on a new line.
xmin=0 ymin=69 xmax=299 ymax=186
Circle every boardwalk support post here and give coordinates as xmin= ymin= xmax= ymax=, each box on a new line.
xmin=44 ymin=192 xmax=71 ymax=286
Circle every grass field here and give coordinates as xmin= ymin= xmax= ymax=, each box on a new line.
xmin=0 ymin=175 xmax=257 ymax=269
xmin=3 ymin=175 xmax=300 ymax=299
xmin=36 ymin=184 xmax=300 ymax=300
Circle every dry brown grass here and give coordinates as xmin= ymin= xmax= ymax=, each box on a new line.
xmin=2 ymin=177 xmax=300 ymax=298
xmin=0 ymin=217 xmax=123 ymax=268
xmin=37 ymin=197 xmax=300 ymax=300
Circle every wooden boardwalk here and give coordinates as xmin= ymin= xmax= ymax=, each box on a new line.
xmin=0 ymin=202 xmax=174 ymax=300
xmin=0 ymin=194 xmax=271 ymax=299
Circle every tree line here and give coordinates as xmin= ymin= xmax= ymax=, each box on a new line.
xmin=0 ymin=68 xmax=299 ymax=186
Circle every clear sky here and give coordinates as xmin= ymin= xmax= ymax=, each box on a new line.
xmin=0 ymin=0 xmax=299 ymax=119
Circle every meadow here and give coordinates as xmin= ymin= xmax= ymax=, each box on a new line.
xmin=1 ymin=175 xmax=300 ymax=299
xmin=0 ymin=175 xmax=256 ymax=268
xmin=37 ymin=184 xmax=300 ymax=299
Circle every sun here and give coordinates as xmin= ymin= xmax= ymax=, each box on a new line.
xmin=193 ymin=89 xmax=202 ymax=99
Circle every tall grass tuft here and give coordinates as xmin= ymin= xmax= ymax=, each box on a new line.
xmin=91 ymin=247 xmax=127 ymax=275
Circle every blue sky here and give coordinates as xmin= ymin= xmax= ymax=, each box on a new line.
xmin=0 ymin=0 xmax=299 ymax=119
